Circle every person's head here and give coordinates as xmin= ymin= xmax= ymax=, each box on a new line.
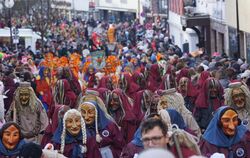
xmin=141 ymin=118 xmax=169 ymax=149
xmin=137 ymin=148 xmax=174 ymax=158
xmin=0 ymin=122 xmax=22 ymax=150
xmin=19 ymin=142 xmax=42 ymax=158
xmin=207 ymin=78 xmax=221 ymax=99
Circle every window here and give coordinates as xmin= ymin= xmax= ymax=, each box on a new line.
xmin=121 ymin=0 xmax=127 ymax=3
xmin=106 ymin=0 xmax=112 ymax=3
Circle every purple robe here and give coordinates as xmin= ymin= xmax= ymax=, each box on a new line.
xmin=88 ymin=122 xmax=125 ymax=158
xmin=54 ymin=136 xmax=102 ymax=158
xmin=200 ymin=131 xmax=250 ymax=158
xmin=2 ymin=77 xmax=16 ymax=113
xmin=122 ymin=73 xmax=140 ymax=100
xmin=133 ymin=90 xmax=146 ymax=122
xmin=109 ymin=89 xmax=138 ymax=143
xmin=120 ymin=142 xmax=143 ymax=158
xmin=147 ymin=64 xmax=161 ymax=92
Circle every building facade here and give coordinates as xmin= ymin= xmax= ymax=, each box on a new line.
xmin=167 ymin=0 xmax=228 ymax=56
xmin=225 ymin=0 xmax=250 ymax=62
xmin=91 ymin=0 xmax=138 ymax=23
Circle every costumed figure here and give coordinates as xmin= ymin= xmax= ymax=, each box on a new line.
xmin=158 ymin=88 xmax=201 ymax=138
xmin=147 ymin=55 xmax=172 ymax=92
xmin=158 ymin=72 xmax=177 ymax=90
xmin=53 ymin=79 xmax=77 ymax=108
xmin=133 ymin=90 xmax=153 ymax=121
xmin=52 ymin=109 xmax=100 ymax=158
xmin=107 ymin=24 xmax=116 ymax=44
xmin=83 ymin=65 xmax=96 ymax=88
xmin=6 ymin=82 xmax=48 ymax=143
xmin=2 ymin=75 xmax=16 ymax=113
xmin=195 ymin=77 xmax=224 ymax=132
xmin=36 ymin=66 xmax=53 ymax=112
xmin=119 ymin=73 xmax=140 ymax=100
xmin=107 ymin=88 xmax=138 ymax=143
xmin=225 ymin=82 xmax=250 ymax=130
xmin=0 ymin=122 xmax=26 ymax=157
xmin=131 ymin=71 xmax=146 ymax=90
xmin=200 ymin=106 xmax=250 ymax=158
xmin=57 ymin=67 xmax=81 ymax=96
xmin=78 ymin=101 xmax=125 ymax=158
xmin=159 ymin=109 xmax=201 ymax=157
xmin=178 ymin=77 xmax=198 ymax=112
xmin=97 ymin=76 xmax=114 ymax=90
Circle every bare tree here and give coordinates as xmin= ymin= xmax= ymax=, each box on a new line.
xmin=27 ymin=0 xmax=58 ymax=53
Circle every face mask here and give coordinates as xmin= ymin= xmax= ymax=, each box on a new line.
xmin=80 ymin=103 xmax=96 ymax=125
xmin=232 ymin=88 xmax=246 ymax=109
xmin=2 ymin=125 xmax=20 ymax=150
xmin=110 ymin=93 xmax=121 ymax=111
xmin=65 ymin=114 xmax=82 ymax=136
xmin=220 ymin=109 xmax=238 ymax=136
xmin=19 ymin=88 xmax=30 ymax=106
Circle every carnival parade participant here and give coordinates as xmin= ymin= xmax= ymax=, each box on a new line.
xmin=200 ymin=106 xmax=250 ymax=158
xmin=6 ymin=82 xmax=48 ymax=143
xmin=78 ymin=101 xmax=125 ymax=158
xmin=0 ymin=122 xmax=26 ymax=157
xmin=225 ymin=82 xmax=250 ymax=130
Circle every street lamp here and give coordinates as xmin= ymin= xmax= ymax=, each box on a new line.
xmin=4 ymin=0 xmax=14 ymax=51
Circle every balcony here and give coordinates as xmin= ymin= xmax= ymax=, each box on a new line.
xmin=181 ymin=13 xmax=210 ymax=27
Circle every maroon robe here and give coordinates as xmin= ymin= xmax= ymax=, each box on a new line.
xmin=2 ymin=77 xmax=16 ymax=112
xmin=170 ymin=145 xmax=198 ymax=158
xmin=197 ymin=71 xmax=211 ymax=90
xmin=122 ymin=73 xmax=140 ymax=100
xmin=133 ymin=90 xmax=146 ymax=122
xmin=199 ymin=131 xmax=250 ymax=158
xmin=147 ymin=64 xmax=161 ymax=92
xmin=92 ymin=122 xmax=125 ymax=158
xmin=54 ymin=136 xmax=102 ymax=158
xmin=98 ymin=76 xmax=112 ymax=90
xmin=131 ymin=71 xmax=146 ymax=90
xmin=109 ymin=89 xmax=138 ymax=143
xmin=195 ymin=77 xmax=224 ymax=110
xmin=147 ymin=64 xmax=173 ymax=92
xmin=41 ymin=104 xmax=67 ymax=147
xmin=61 ymin=79 xmax=77 ymax=108
xmin=97 ymin=87 xmax=111 ymax=105
xmin=176 ymin=67 xmax=190 ymax=84
xmin=120 ymin=142 xmax=143 ymax=158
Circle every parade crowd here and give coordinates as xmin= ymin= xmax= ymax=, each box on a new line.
xmin=0 ymin=17 xmax=250 ymax=158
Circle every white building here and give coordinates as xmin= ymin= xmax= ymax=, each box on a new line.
xmin=0 ymin=28 xmax=41 ymax=52
xmin=168 ymin=0 xmax=227 ymax=55
xmin=92 ymin=0 xmax=139 ymax=22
